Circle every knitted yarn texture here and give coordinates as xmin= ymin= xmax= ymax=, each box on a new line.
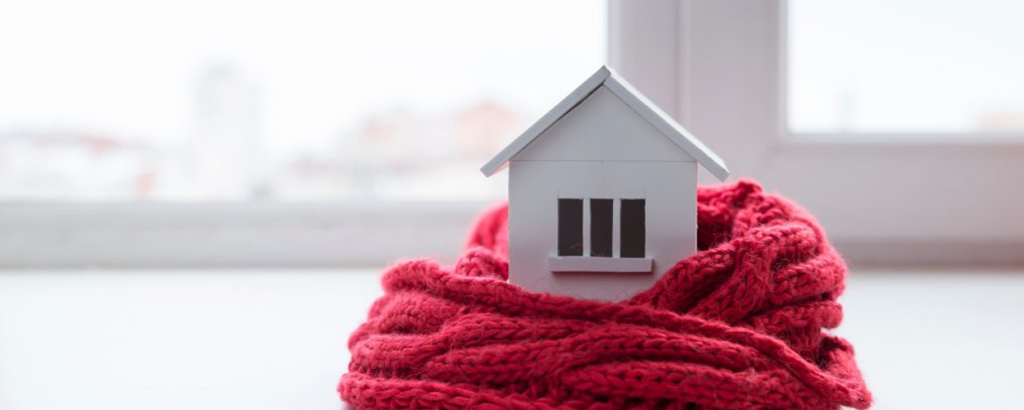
xmin=339 ymin=180 xmax=872 ymax=410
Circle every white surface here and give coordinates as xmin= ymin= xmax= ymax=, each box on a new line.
xmin=839 ymin=271 xmax=1024 ymax=409
xmin=609 ymin=0 xmax=1024 ymax=262
xmin=481 ymin=67 xmax=728 ymax=180
xmin=509 ymin=160 xmax=697 ymax=301
xmin=0 ymin=269 xmax=1022 ymax=410
xmin=0 ymin=269 xmax=383 ymax=410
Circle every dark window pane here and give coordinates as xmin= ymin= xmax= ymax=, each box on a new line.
xmin=590 ymin=199 xmax=613 ymax=257
xmin=558 ymin=198 xmax=583 ymax=256
xmin=621 ymin=199 xmax=645 ymax=258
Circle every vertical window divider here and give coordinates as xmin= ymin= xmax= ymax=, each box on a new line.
xmin=612 ymin=198 xmax=621 ymax=258
xmin=582 ymin=198 xmax=591 ymax=257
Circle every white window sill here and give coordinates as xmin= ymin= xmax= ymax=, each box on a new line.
xmin=0 ymin=202 xmax=486 ymax=268
xmin=1 ymin=268 xmax=1022 ymax=409
xmin=548 ymin=256 xmax=652 ymax=273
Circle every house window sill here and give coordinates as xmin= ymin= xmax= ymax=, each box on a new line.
xmin=548 ymin=256 xmax=652 ymax=273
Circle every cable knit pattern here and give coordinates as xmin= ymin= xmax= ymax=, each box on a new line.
xmin=339 ymin=180 xmax=871 ymax=410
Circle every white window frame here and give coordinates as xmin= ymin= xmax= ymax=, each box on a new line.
xmin=0 ymin=201 xmax=485 ymax=268
xmin=549 ymin=197 xmax=654 ymax=273
xmin=554 ymin=197 xmax=646 ymax=259
xmin=609 ymin=0 xmax=1024 ymax=266
xmin=2 ymin=0 xmax=1020 ymax=269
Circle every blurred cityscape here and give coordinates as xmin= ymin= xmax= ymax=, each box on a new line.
xmin=5 ymin=62 xmax=1024 ymax=202
xmin=0 ymin=65 xmax=519 ymax=202
xmin=0 ymin=0 xmax=607 ymax=202
xmin=5 ymin=60 xmax=1023 ymax=202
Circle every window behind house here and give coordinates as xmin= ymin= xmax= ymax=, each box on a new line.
xmin=789 ymin=0 xmax=1024 ymax=134
xmin=0 ymin=0 xmax=606 ymax=202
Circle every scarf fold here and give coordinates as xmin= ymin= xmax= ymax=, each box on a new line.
xmin=339 ymin=180 xmax=872 ymax=410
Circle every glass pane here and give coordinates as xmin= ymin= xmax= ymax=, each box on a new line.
xmin=558 ymin=198 xmax=584 ymax=257
xmin=620 ymin=199 xmax=644 ymax=258
xmin=0 ymin=1 xmax=606 ymax=201
xmin=589 ymin=199 xmax=612 ymax=257
xmin=788 ymin=0 xmax=1024 ymax=134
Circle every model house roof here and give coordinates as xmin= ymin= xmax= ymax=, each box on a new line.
xmin=480 ymin=66 xmax=729 ymax=181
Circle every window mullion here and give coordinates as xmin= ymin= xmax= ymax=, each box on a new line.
xmin=582 ymin=198 xmax=591 ymax=257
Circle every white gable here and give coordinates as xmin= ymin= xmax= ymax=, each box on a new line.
xmin=514 ymin=86 xmax=696 ymax=162
xmin=481 ymin=66 xmax=729 ymax=181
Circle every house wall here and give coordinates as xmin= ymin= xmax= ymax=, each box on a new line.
xmin=508 ymin=160 xmax=697 ymax=300
xmin=515 ymin=86 xmax=691 ymax=162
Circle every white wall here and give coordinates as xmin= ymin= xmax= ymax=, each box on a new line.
xmin=516 ymin=87 xmax=689 ymax=162
xmin=509 ymin=160 xmax=696 ymax=300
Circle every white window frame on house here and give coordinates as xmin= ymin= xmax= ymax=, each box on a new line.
xmin=609 ymin=0 xmax=1024 ymax=266
xmin=555 ymin=197 xmax=646 ymax=259
xmin=2 ymin=0 xmax=1020 ymax=269
xmin=551 ymin=197 xmax=652 ymax=273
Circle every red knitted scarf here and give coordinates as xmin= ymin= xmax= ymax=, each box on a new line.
xmin=339 ymin=180 xmax=872 ymax=410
